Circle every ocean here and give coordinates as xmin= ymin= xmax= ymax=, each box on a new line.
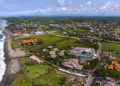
xmin=0 ymin=19 xmax=7 ymax=82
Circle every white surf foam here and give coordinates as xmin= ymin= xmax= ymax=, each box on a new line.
xmin=0 ymin=19 xmax=7 ymax=82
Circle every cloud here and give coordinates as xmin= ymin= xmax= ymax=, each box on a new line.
xmin=9 ymin=1 xmax=120 ymax=16
xmin=99 ymin=1 xmax=120 ymax=14
xmin=68 ymin=0 xmax=72 ymax=5
xmin=58 ymin=0 xmax=65 ymax=6
xmin=87 ymin=1 xmax=92 ymax=6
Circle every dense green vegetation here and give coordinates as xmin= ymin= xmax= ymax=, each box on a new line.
xmin=93 ymin=82 xmax=101 ymax=86
xmin=11 ymin=40 xmax=19 ymax=49
xmin=102 ymin=42 xmax=120 ymax=51
xmin=90 ymin=59 xmax=99 ymax=70
xmin=95 ymin=67 xmax=120 ymax=79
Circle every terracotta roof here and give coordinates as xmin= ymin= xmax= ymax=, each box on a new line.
xmin=108 ymin=65 xmax=113 ymax=69
xmin=21 ymin=39 xmax=38 ymax=44
xmin=108 ymin=60 xmax=120 ymax=71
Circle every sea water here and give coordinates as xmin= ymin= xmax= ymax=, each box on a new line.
xmin=0 ymin=19 xmax=7 ymax=82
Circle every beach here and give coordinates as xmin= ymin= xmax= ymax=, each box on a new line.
xmin=0 ymin=30 xmax=27 ymax=86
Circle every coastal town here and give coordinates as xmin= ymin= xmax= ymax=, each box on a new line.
xmin=0 ymin=17 xmax=119 ymax=86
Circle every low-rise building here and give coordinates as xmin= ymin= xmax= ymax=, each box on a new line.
xmin=30 ymin=55 xmax=43 ymax=64
xmin=100 ymin=52 xmax=111 ymax=62
xmin=108 ymin=60 xmax=120 ymax=71
xmin=34 ymin=31 xmax=44 ymax=35
xmin=62 ymin=58 xmax=83 ymax=70
xmin=69 ymin=47 xmax=95 ymax=61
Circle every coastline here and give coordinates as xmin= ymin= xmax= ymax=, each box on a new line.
xmin=0 ymin=29 xmax=27 ymax=86
xmin=0 ymin=30 xmax=11 ymax=86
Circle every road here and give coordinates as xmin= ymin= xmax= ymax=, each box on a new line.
xmin=46 ymin=31 xmax=87 ymax=40
xmin=84 ymin=74 xmax=95 ymax=86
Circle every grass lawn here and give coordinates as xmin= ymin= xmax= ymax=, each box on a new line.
xmin=24 ymin=63 xmax=52 ymax=79
xmin=54 ymin=31 xmax=68 ymax=36
xmin=114 ymin=27 xmax=120 ymax=33
xmin=23 ymin=63 xmax=67 ymax=86
xmin=55 ymin=39 xmax=79 ymax=49
xmin=33 ymin=72 xmax=65 ymax=86
xmin=19 ymin=57 xmax=29 ymax=66
xmin=55 ymin=39 xmax=98 ymax=50
xmin=102 ymin=42 xmax=120 ymax=51
xmin=11 ymin=40 xmax=19 ymax=49
xmin=70 ymin=29 xmax=86 ymax=34
xmin=22 ymin=34 xmax=63 ymax=53
xmin=22 ymin=34 xmax=62 ymax=43
xmin=11 ymin=74 xmax=31 ymax=86
xmin=21 ymin=34 xmax=98 ymax=54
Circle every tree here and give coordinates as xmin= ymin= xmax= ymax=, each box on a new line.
xmin=90 ymin=59 xmax=99 ymax=70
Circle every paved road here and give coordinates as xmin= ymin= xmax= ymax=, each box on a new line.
xmin=84 ymin=74 xmax=95 ymax=86
xmin=96 ymin=41 xmax=102 ymax=58
xmin=47 ymin=31 xmax=86 ymax=40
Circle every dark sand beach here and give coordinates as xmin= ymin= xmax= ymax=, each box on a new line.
xmin=0 ymin=30 xmax=11 ymax=86
xmin=0 ymin=30 xmax=27 ymax=86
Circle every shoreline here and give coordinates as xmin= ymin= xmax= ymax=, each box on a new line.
xmin=0 ymin=30 xmax=11 ymax=86
xmin=0 ymin=29 xmax=27 ymax=86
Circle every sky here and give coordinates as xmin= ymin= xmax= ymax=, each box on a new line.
xmin=0 ymin=0 xmax=120 ymax=16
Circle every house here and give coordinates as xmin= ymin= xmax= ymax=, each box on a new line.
xmin=69 ymin=47 xmax=95 ymax=61
xmin=58 ymin=51 xmax=65 ymax=56
xmin=49 ymin=51 xmax=57 ymax=59
xmin=53 ymin=48 xmax=59 ymax=52
xmin=49 ymin=51 xmax=56 ymax=55
xmin=22 ymin=33 xmax=32 ymax=37
xmin=21 ymin=38 xmax=38 ymax=46
xmin=62 ymin=58 xmax=83 ymax=70
xmin=12 ymin=32 xmax=21 ymax=37
xmin=50 ymin=54 xmax=57 ymax=59
xmin=34 ymin=31 xmax=44 ymax=35
xmin=100 ymin=52 xmax=111 ymax=62
xmin=58 ymin=50 xmax=65 ymax=56
xmin=29 ymin=55 xmax=43 ymax=64
xmin=108 ymin=60 xmax=120 ymax=71
xmin=42 ymin=48 xmax=48 ymax=52
xmin=47 ymin=46 xmax=53 ymax=50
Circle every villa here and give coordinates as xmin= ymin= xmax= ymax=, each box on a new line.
xmin=62 ymin=58 xmax=83 ymax=70
xmin=100 ymin=52 xmax=111 ymax=62
xmin=108 ymin=60 xmax=120 ymax=71
xmin=33 ymin=31 xmax=44 ymax=35
xmin=69 ymin=47 xmax=95 ymax=61
xmin=21 ymin=38 xmax=38 ymax=46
